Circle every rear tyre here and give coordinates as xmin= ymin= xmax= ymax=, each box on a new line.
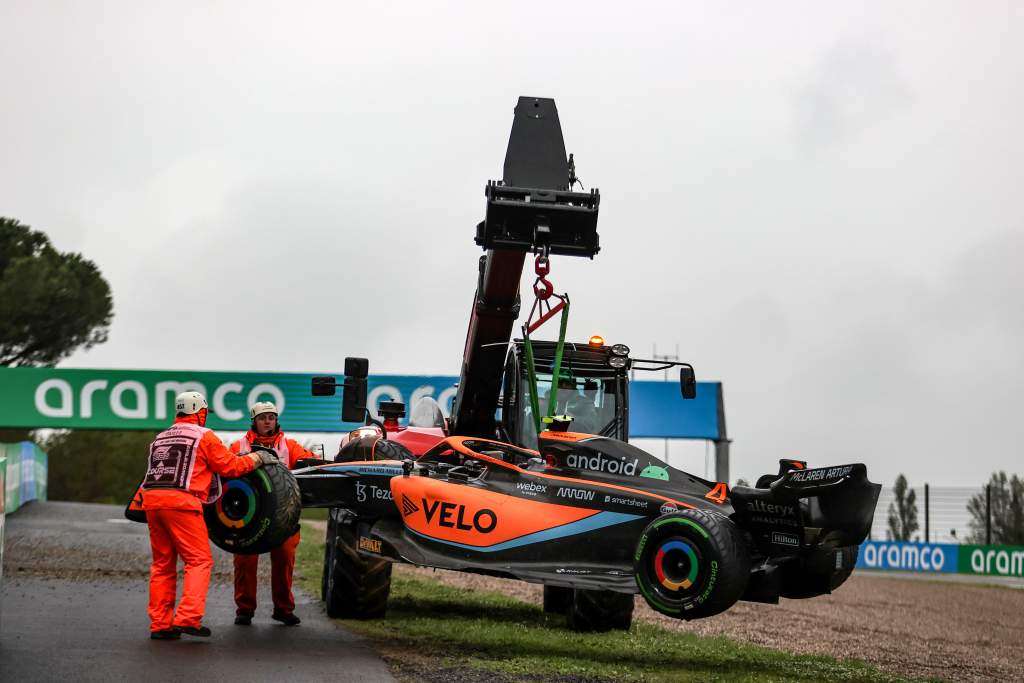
xmin=779 ymin=545 xmax=859 ymax=599
xmin=566 ymin=589 xmax=634 ymax=632
xmin=205 ymin=463 xmax=301 ymax=555
xmin=321 ymin=512 xmax=337 ymax=601
xmin=542 ymin=585 xmax=573 ymax=614
xmin=324 ymin=510 xmax=392 ymax=618
xmin=634 ymin=509 xmax=750 ymax=620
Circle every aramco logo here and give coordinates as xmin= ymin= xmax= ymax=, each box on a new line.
xmin=34 ymin=379 xmax=286 ymax=421
xmin=860 ymin=542 xmax=949 ymax=572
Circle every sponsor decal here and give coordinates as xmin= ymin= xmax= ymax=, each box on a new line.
xmin=556 ymin=486 xmax=596 ymax=502
xmin=659 ymin=502 xmax=678 ymax=515
xmin=603 ymin=494 xmax=649 ymax=509
xmin=358 ymin=536 xmax=382 ymax=554
xmin=640 ymin=465 xmax=669 ymax=481
xmin=963 ymin=546 xmax=1024 ymax=577
xmin=749 ymin=515 xmax=800 ymax=527
xmin=745 ymin=500 xmax=796 ymax=517
xmin=516 ymin=481 xmax=547 ymax=496
xmin=356 ymin=482 xmax=393 ymax=503
xmin=421 ymin=498 xmax=498 ymax=533
xmin=790 ymin=465 xmax=853 ymax=483
xmin=770 ymin=531 xmax=800 ymax=547
xmin=567 ymin=452 xmax=639 ymax=476
xmin=857 ymin=541 xmax=954 ymax=572
xmin=554 ymin=568 xmax=591 ymax=575
xmin=401 ymin=494 xmax=419 ymax=517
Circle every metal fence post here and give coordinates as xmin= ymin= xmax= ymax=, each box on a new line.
xmin=986 ymin=483 xmax=992 ymax=545
xmin=925 ymin=483 xmax=930 ymax=543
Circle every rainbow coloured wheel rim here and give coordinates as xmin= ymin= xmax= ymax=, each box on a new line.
xmin=653 ymin=539 xmax=701 ymax=592
xmin=214 ymin=478 xmax=258 ymax=529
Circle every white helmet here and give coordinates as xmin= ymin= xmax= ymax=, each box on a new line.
xmin=250 ymin=401 xmax=279 ymax=419
xmin=175 ymin=391 xmax=208 ymax=415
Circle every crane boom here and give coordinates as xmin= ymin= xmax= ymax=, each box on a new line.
xmin=449 ymin=97 xmax=600 ymax=437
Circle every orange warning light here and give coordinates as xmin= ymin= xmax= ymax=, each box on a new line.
xmin=589 ymin=335 xmax=605 ymax=347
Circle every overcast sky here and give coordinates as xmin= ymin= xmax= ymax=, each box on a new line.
xmin=2 ymin=1 xmax=1022 ymax=487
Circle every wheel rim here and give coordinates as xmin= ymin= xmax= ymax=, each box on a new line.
xmin=215 ymin=479 xmax=257 ymax=528
xmin=648 ymin=536 xmax=703 ymax=599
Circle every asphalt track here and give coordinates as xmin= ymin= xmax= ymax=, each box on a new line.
xmin=0 ymin=501 xmax=394 ymax=682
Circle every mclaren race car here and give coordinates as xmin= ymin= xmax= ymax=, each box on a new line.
xmin=207 ymin=421 xmax=881 ymax=631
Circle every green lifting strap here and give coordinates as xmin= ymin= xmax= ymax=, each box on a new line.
xmin=523 ymin=298 xmax=571 ymax=436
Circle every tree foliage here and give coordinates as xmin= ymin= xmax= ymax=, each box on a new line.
xmin=967 ymin=471 xmax=1024 ymax=545
xmin=886 ymin=473 xmax=919 ymax=541
xmin=39 ymin=430 xmax=153 ymax=505
xmin=0 ymin=217 xmax=113 ymax=366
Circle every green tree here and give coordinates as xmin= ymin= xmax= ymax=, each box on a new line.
xmin=966 ymin=472 xmax=1024 ymax=545
xmin=39 ymin=430 xmax=154 ymax=504
xmin=886 ymin=474 xmax=919 ymax=541
xmin=0 ymin=217 xmax=113 ymax=367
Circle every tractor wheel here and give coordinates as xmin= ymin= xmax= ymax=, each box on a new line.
xmin=634 ymin=509 xmax=750 ymax=620
xmin=321 ymin=512 xmax=337 ymax=601
xmin=566 ymin=589 xmax=634 ymax=632
xmin=324 ymin=510 xmax=392 ymax=619
xmin=779 ymin=545 xmax=859 ymax=599
xmin=542 ymin=585 xmax=573 ymax=614
xmin=205 ymin=463 xmax=301 ymax=555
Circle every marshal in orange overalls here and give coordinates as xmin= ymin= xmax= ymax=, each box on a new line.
xmin=229 ymin=427 xmax=314 ymax=623
xmin=140 ymin=410 xmax=259 ymax=635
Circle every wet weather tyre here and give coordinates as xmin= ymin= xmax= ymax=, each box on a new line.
xmin=779 ymin=545 xmax=859 ymax=599
xmin=566 ymin=589 xmax=634 ymax=632
xmin=325 ymin=511 xmax=392 ymax=619
xmin=204 ymin=463 xmax=301 ymax=555
xmin=634 ymin=509 xmax=750 ymax=620
xmin=543 ymin=586 xmax=573 ymax=614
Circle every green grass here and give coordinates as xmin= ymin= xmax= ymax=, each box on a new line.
xmin=295 ymin=522 xmax=910 ymax=683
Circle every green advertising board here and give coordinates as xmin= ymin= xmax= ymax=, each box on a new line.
xmin=957 ymin=544 xmax=1024 ymax=578
xmin=0 ymin=367 xmax=461 ymax=433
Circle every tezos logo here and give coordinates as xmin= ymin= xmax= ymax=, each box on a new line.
xmin=356 ymin=482 xmax=393 ymax=503
xmin=566 ymin=452 xmax=639 ymax=476
xmin=422 ymin=498 xmax=498 ymax=533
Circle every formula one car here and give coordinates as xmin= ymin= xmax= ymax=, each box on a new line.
xmin=205 ymin=413 xmax=880 ymax=631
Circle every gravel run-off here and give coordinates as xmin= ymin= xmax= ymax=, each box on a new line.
xmin=398 ymin=563 xmax=1024 ymax=682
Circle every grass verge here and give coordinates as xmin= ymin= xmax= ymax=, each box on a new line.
xmin=295 ymin=521 xmax=911 ymax=683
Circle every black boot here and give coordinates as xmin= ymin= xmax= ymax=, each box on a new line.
xmin=234 ymin=613 xmax=253 ymax=625
xmin=177 ymin=625 xmax=212 ymax=637
xmin=150 ymin=628 xmax=181 ymax=640
xmin=272 ymin=611 xmax=301 ymax=626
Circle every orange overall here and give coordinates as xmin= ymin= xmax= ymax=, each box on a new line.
xmin=141 ymin=415 xmax=257 ymax=632
xmin=229 ymin=430 xmax=313 ymax=618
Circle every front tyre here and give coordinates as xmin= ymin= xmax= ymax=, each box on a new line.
xmin=634 ymin=509 xmax=750 ymax=620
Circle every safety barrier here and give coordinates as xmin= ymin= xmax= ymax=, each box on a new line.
xmin=1 ymin=441 xmax=48 ymax=513
xmin=857 ymin=540 xmax=1024 ymax=579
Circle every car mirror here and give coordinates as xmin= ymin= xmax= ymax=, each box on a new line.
xmin=342 ymin=357 xmax=369 ymax=422
xmin=680 ymin=367 xmax=697 ymax=400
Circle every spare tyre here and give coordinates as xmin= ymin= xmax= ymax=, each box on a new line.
xmin=634 ymin=509 xmax=750 ymax=620
xmin=205 ymin=462 xmax=301 ymax=555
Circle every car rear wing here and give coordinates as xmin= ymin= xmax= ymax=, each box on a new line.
xmin=729 ymin=463 xmax=881 ymax=553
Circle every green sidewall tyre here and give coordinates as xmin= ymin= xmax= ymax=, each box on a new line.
xmin=634 ymin=509 xmax=750 ymax=620
xmin=204 ymin=463 xmax=301 ymax=555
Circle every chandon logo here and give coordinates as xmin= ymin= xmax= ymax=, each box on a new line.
xmin=566 ymin=453 xmax=639 ymax=476
xmin=422 ymin=498 xmax=498 ymax=533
